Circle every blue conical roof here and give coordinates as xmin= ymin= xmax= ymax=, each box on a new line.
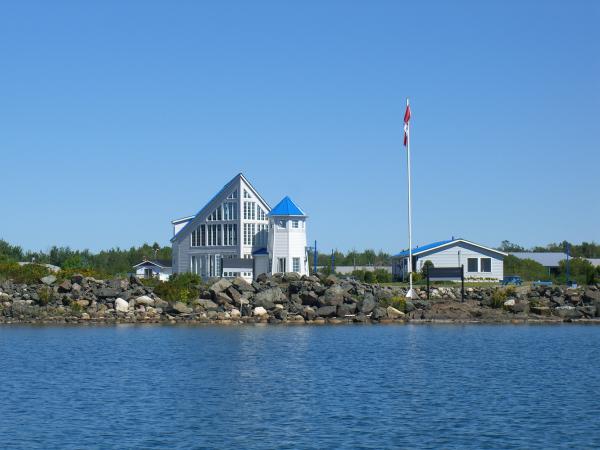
xmin=268 ymin=196 xmax=306 ymax=216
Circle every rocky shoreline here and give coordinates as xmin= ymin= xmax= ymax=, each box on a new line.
xmin=1 ymin=273 xmax=599 ymax=325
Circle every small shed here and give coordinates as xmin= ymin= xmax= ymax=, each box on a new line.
xmin=392 ymin=238 xmax=507 ymax=281
xmin=133 ymin=260 xmax=172 ymax=281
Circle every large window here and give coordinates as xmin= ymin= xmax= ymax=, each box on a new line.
xmin=467 ymin=258 xmax=478 ymax=272
xmin=190 ymin=255 xmax=198 ymax=274
xmin=480 ymin=258 xmax=492 ymax=273
xmin=191 ymin=225 xmax=205 ymax=247
xmin=227 ymin=189 xmax=238 ymax=199
xmin=243 ymin=202 xmax=256 ymax=220
xmin=207 ymin=207 xmax=222 ymax=221
xmin=243 ymin=223 xmax=256 ymax=245
xmin=207 ymin=224 xmax=222 ymax=246
xmin=223 ymin=202 xmax=238 ymax=221
xmin=257 ymin=206 xmax=266 ymax=221
xmin=223 ymin=224 xmax=238 ymax=246
xmin=292 ymin=257 xmax=300 ymax=273
xmin=243 ymin=189 xmax=251 ymax=198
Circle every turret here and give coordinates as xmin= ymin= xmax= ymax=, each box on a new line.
xmin=267 ymin=196 xmax=308 ymax=275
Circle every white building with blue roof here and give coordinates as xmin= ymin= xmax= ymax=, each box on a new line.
xmin=392 ymin=238 xmax=507 ymax=281
xmin=170 ymin=173 xmax=308 ymax=281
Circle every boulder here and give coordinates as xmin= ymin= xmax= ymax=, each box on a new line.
xmin=283 ymin=272 xmax=301 ymax=282
xmin=303 ymin=306 xmax=316 ymax=321
xmin=318 ymin=285 xmax=345 ymax=307
xmin=253 ymin=306 xmax=268 ymax=316
xmin=135 ymin=295 xmax=155 ymax=307
xmin=226 ymin=286 xmax=242 ymax=302
xmin=210 ymin=279 xmax=232 ymax=294
xmin=386 ymin=306 xmax=405 ymax=319
xmin=40 ymin=275 xmax=57 ymax=285
xmin=169 ymin=302 xmax=192 ymax=314
xmin=75 ymin=299 xmax=90 ymax=308
xmin=359 ymin=294 xmax=376 ymax=314
xmin=337 ymin=303 xmax=357 ymax=317
xmin=57 ymin=280 xmax=72 ymax=293
xmin=196 ymin=299 xmax=219 ymax=311
xmin=254 ymin=287 xmax=283 ymax=309
xmin=96 ymin=287 xmax=119 ymax=299
xmin=555 ymin=306 xmax=582 ymax=319
xmin=371 ymin=307 xmax=387 ymax=320
xmin=71 ymin=274 xmax=85 ymax=284
xmin=232 ymin=277 xmax=255 ymax=292
xmin=300 ymin=291 xmax=319 ymax=306
xmin=317 ymin=305 xmax=337 ymax=317
xmin=324 ymin=275 xmax=339 ymax=286
xmin=230 ymin=308 xmax=241 ymax=319
xmin=530 ymin=306 xmax=551 ymax=316
xmin=114 ymin=298 xmax=129 ymax=313
xmin=214 ymin=291 xmax=233 ymax=306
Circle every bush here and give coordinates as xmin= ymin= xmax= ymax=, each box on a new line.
xmin=57 ymin=267 xmax=110 ymax=281
xmin=0 ymin=263 xmax=51 ymax=284
xmin=380 ymin=296 xmax=406 ymax=312
xmin=153 ymin=273 xmax=203 ymax=303
xmin=37 ymin=286 xmax=54 ymax=306
xmin=490 ymin=289 xmax=507 ymax=308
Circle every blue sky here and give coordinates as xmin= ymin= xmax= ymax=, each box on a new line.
xmin=0 ymin=0 xmax=598 ymax=253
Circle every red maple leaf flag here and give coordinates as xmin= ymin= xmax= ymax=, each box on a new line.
xmin=403 ymin=100 xmax=411 ymax=147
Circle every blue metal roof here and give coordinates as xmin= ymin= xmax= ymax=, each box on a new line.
xmin=268 ymin=196 xmax=306 ymax=216
xmin=394 ymin=239 xmax=454 ymax=257
xmin=252 ymin=247 xmax=268 ymax=255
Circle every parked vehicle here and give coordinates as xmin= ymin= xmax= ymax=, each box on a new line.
xmin=532 ymin=280 xmax=553 ymax=287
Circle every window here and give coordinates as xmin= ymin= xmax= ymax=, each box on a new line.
xmin=223 ymin=224 xmax=238 ymax=246
xmin=293 ymin=257 xmax=300 ymax=273
xmin=480 ymin=258 xmax=492 ymax=273
xmin=191 ymin=225 xmax=205 ymax=247
xmin=277 ymin=258 xmax=287 ymax=273
xmin=227 ymin=189 xmax=238 ymax=199
xmin=223 ymin=202 xmax=238 ymax=220
xmin=257 ymin=206 xmax=266 ymax=221
xmin=207 ymin=207 xmax=222 ymax=221
xmin=467 ymin=258 xmax=478 ymax=272
xmin=243 ymin=202 xmax=256 ymax=220
xmin=243 ymin=223 xmax=256 ymax=245
xmin=277 ymin=220 xmax=286 ymax=228
xmin=190 ymin=256 xmax=198 ymax=274
xmin=292 ymin=220 xmax=299 ymax=229
xmin=255 ymin=223 xmax=268 ymax=246
xmin=207 ymin=224 xmax=222 ymax=246
xmin=144 ymin=268 xmax=153 ymax=278
xmin=243 ymin=189 xmax=251 ymax=198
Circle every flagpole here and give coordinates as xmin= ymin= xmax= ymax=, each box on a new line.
xmin=405 ymin=98 xmax=416 ymax=299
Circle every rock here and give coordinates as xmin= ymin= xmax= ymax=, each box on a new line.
xmin=273 ymin=308 xmax=288 ymax=320
xmin=214 ymin=291 xmax=233 ymax=306
xmin=555 ymin=306 xmax=582 ymax=319
xmin=232 ymin=277 xmax=255 ymax=292
xmin=530 ymin=306 xmax=551 ymax=316
xmin=253 ymin=306 xmax=268 ymax=316
xmin=303 ymin=306 xmax=316 ymax=321
xmin=169 ymin=302 xmax=192 ymax=314
xmin=96 ymin=287 xmax=119 ymax=299
xmin=135 ymin=295 xmax=155 ymax=307
xmin=210 ymin=279 xmax=232 ymax=294
xmin=71 ymin=274 xmax=85 ymax=284
xmin=386 ymin=306 xmax=405 ymax=319
xmin=283 ymin=272 xmax=301 ymax=282
xmin=324 ymin=275 xmax=339 ymax=286
xmin=254 ymin=287 xmax=283 ymax=309
xmin=404 ymin=301 xmax=416 ymax=313
xmin=359 ymin=294 xmax=376 ymax=313
xmin=371 ymin=307 xmax=387 ymax=320
xmin=75 ymin=299 xmax=90 ymax=308
xmin=114 ymin=298 xmax=129 ymax=313
xmin=318 ymin=285 xmax=345 ymax=307
xmin=300 ymin=291 xmax=319 ymax=306
xmin=230 ymin=308 xmax=241 ymax=319
xmin=196 ymin=299 xmax=218 ymax=310
xmin=503 ymin=299 xmax=515 ymax=307
xmin=226 ymin=286 xmax=242 ymax=302
xmin=40 ymin=275 xmax=57 ymax=285
xmin=337 ymin=303 xmax=357 ymax=317
xmin=317 ymin=305 xmax=337 ymax=317
xmin=57 ymin=280 xmax=72 ymax=293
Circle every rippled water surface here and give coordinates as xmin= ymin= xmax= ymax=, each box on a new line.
xmin=1 ymin=324 xmax=599 ymax=449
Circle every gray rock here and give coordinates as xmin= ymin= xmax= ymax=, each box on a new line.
xmin=371 ymin=306 xmax=387 ymax=320
xmin=303 ymin=306 xmax=316 ymax=321
xmin=57 ymin=280 xmax=72 ymax=293
xmin=386 ymin=306 xmax=405 ymax=319
xmin=210 ymin=279 xmax=232 ymax=294
xmin=317 ymin=305 xmax=337 ymax=317
xmin=359 ymin=294 xmax=376 ymax=313
xmin=253 ymin=306 xmax=268 ymax=316
xmin=169 ymin=302 xmax=192 ymax=314
xmin=300 ymin=291 xmax=319 ymax=306
xmin=40 ymin=275 xmax=57 ymax=285
xmin=135 ymin=295 xmax=154 ymax=307
xmin=318 ymin=285 xmax=345 ymax=307
xmin=254 ymin=287 xmax=283 ymax=309
xmin=337 ymin=303 xmax=357 ymax=317
xmin=96 ymin=287 xmax=119 ymax=299
xmin=232 ymin=277 xmax=255 ymax=292
xmin=195 ymin=299 xmax=218 ymax=310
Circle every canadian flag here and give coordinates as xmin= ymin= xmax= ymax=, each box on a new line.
xmin=403 ymin=101 xmax=411 ymax=147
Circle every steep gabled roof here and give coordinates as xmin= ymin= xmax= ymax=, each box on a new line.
xmin=171 ymin=173 xmax=270 ymax=243
xmin=268 ymin=196 xmax=306 ymax=217
xmin=133 ymin=259 xmax=172 ymax=269
xmin=394 ymin=239 xmax=507 ymax=258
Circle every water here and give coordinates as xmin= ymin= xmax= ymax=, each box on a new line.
xmin=0 ymin=324 xmax=599 ymax=449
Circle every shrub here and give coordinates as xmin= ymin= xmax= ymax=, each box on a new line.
xmin=37 ymin=286 xmax=54 ymax=306
xmin=57 ymin=267 xmax=110 ymax=281
xmin=380 ymin=296 xmax=406 ymax=312
xmin=421 ymin=260 xmax=434 ymax=277
xmin=153 ymin=273 xmax=203 ymax=303
xmin=0 ymin=263 xmax=51 ymax=284
xmin=373 ymin=269 xmax=392 ymax=283
xmin=490 ymin=289 xmax=507 ymax=308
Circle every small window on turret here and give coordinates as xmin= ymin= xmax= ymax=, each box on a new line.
xmin=292 ymin=220 xmax=299 ymax=228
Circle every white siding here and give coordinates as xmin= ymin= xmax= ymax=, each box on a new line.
xmin=268 ymin=218 xmax=308 ymax=275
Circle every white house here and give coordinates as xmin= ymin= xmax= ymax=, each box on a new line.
xmin=170 ymin=173 xmax=308 ymax=281
xmin=392 ymin=238 xmax=507 ymax=281
xmin=133 ymin=260 xmax=172 ymax=281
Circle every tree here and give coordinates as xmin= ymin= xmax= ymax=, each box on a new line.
xmin=421 ymin=260 xmax=434 ymax=277
xmin=498 ymin=240 xmax=525 ymax=252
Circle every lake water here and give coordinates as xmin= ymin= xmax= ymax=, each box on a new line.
xmin=0 ymin=324 xmax=599 ymax=449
